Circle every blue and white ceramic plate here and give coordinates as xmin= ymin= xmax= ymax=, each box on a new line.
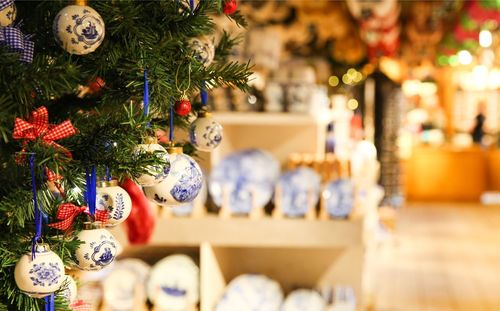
xmin=216 ymin=274 xmax=283 ymax=311
xmin=147 ymin=254 xmax=199 ymax=310
xmin=323 ymin=179 xmax=354 ymax=218
xmin=282 ymin=289 xmax=326 ymax=311
xmin=277 ymin=167 xmax=321 ymax=217
xmin=209 ymin=149 xmax=280 ymax=214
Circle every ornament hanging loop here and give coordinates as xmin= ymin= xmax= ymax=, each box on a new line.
xmin=175 ymin=62 xmax=192 ymax=96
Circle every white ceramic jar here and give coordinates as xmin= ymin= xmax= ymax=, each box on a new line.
xmin=189 ymin=111 xmax=223 ymax=152
xmin=73 ymin=222 xmax=118 ymax=271
xmin=144 ymin=147 xmax=203 ymax=207
xmin=96 ymin=179 xmax=132 ymax=227
xmin=53 ymin=4 xmax=105 ymax=55
xmin=135 ymin=138 xmax=170 ymax=186
xmin=14 ymin=244 xmax=65 ymax=298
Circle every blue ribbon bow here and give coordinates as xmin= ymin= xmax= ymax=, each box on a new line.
xmin=0 ymin=23 xmax=35 ymax=63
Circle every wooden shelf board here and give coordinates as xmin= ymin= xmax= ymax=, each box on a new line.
xmin=212 ymin=112 xmax=331 ymax=126
xmin=111 ymin=215 xmax=362 ymax=248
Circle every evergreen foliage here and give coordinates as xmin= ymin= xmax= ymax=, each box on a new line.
xmin=0 ymin=0 xmax=251 ymax=309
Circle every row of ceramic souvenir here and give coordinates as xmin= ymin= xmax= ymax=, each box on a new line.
xmin=86 ymin=255 xmax=356 ymax=311
xmin=209 ymin=149 xmax=355 ymax=218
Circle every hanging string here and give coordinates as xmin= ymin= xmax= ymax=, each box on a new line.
xmin=169 ymin=103 xmax=174 ymax=142
xmin=105 ymin=166 xmax=111 ymax=182
xmin=29 ymin=154 xmax=42 ymax=260
xmin=175 ymin=63 xmax=191 ymax=98
xmin=143 ymin=68 xmax=149 ymax=117
xmin=41 ymin=166 xmax=48 ymax=225
xmin=189 ymin=0 xmax=194 ymax=14
xmin=201 ymin=81 xmax=208 ymax=107
xmin=44 ymin=293 xmax=54 ymax=311
xmin=85 ymin=166 xmax=97 ymax=216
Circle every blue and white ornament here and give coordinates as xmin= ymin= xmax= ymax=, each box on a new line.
xmin=53 ymin=4 xmax=105 ymax=55
xmin=0 ymin=0 xmax=16 ymax=27
xmin=96 ymin=180 xmax=132 ymax=227
xmin=323 ymin=179 xmax=354 ymax=218
xmin=14 ymin=244 xmax=65 ymax=298
xmin=189 ymin=111 xmax=223 ymax=152
xmin=61 ymin=275 xmax=78 ymax=304
xmin=282 ymin=289 xmax=326 ymax=311
xmin=134 ymin=139 xmax=170 ymax=186
xmin=73 ymin=222 xmax=118 ymax=271
xmin=189 ymin=36 xmax=215 ymax=67
xmin=144 ymin=147 xmax=203 ymax=207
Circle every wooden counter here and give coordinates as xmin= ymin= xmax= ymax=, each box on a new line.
xmin=403 ymin=146 xmax=499 ymax=201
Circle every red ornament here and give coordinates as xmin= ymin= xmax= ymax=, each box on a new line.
xmin=223 ymin=0 xmax=237 ymax=15
xmin=121 ymin=178 xmax=156 ymax=244
xmin=88 ymin=76 xmax=105 ymax=94
xmin=175 ymin=98 xmax=192 ymax=116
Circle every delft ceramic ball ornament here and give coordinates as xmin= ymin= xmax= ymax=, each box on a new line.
xmin=189 ymin=110 xmax=223 ymax=152
xmin=0 ymin=1 xmax=16 ymax=27
xmin=189 ymin=36 xmax=215 ymax=67
xmin=96 ymin=180 xmax=132 ymax=227
xmin=73 ymin=222 xmax=118 ymax=271
xmin=135 ymin=138 xmax=170 ymax=186
xmin=144 ymin=146 xmax=203 ymax=207
xmin=53 ymin=4 xmax=105 ymax=55
xmin=14 ymin=244 xmax=65 ymax=298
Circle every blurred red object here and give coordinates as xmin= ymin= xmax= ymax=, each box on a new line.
xmin=121 ymin=177 xmax=156 ymax=244
xmin=223 ymin=0 xmax=237 ymax=15
xmin=70 ymin=300 xmax=91 ymax=311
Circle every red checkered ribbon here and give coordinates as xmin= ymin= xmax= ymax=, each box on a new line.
xmin=45 ymin=167 xmax=62 ymax=182
xmin=69 ymin=300 xmax=91 ymax=311
xmin=48 ymin=203 xmax=108 ymax=231
xmin=13 ymin=106 xmax=77 ymax=157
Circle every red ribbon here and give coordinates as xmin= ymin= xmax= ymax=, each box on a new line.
xmin=70 ymin=300 xmax=91 ymax=311
xmin=48 ymin=203 xmax=108 ymax=231
xmin=13 ymin=106 xmax=77 ymax=157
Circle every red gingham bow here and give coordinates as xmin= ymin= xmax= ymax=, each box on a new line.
xmin=70 ymin=300 xmax=91 ymax=311
xmin=13 ymin=106 xmax=77 ymax=157
xmin=48 ymin=203 xmax=108 ymax=231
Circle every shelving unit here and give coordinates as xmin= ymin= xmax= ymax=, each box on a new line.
xmin=111 ymin=216 xmax=364 ymax=311
xmin=198 ymin=112 xmax=333 ymax=169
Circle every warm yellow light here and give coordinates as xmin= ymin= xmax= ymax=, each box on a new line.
xmin=353 ymin=71 xmax=363 ymax=83
xmin=328 ymin=76 xmax=339 ymax=87
xmin=347 ymin=68 xmax=357 ymax=76
xmin=347 ymin=98 xmax=358 ymax=110
xmin=342 ymin=74 xmax=352 ymax=84
xmin=479 ymin=30 xmax=493 ymax=48
xmin=457 ymin=50 xmax=473 ymax=65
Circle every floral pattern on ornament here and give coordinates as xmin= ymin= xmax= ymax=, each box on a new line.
xmin=170 ymin=155 xmax=202 ymax=203
xmin=29 ymin=262 xmax=62 ymax=287
xmin=112 ymin=193 xmax=125 ymax=220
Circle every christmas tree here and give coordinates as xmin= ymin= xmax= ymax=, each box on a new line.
xmin=0 ymin=0 xmax=251 ymax=310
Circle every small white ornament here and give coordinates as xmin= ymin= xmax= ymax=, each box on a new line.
xmin=282 ymin=289 xmax=326 ymax=311
xmin=189 ymin=111 xmax=223 ymax=152
xmin=0 ymin=1 xmax=16 ymax=27
xmin=96 ymin=180 xmax=132 ymax=227
xmin=144 ymin=147 xmax=203 ymax=207
xmin=189 ymin=36 xmax=215 ymax=67
xmin=73 ymin=222 xmax=118 ymax=271
xmin=14 ymin=244 xmax=65 ymax=298
xmin=53 ymin=4 xmax=105 ymax=55
xmin=135 ymin=139 xmax=170 ymax=186
xmin=61 ymin=275 xmax=78 ymax=304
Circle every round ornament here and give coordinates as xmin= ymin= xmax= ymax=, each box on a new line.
xmin=223 ymin=0 xmax=238 ymax=15
xmin=72 ymin=222 xmax=118 ymax=271
xmin=0 ymin=1 xmax=16 ymax=27
xmin=189 ymin=36 xmax=215 ymax=67
xmin=189 ymin=111 xmax=223 ymax=152
xmin=282 ymin=289 xmax=326 ymax=311
xmin=134 ymin=138 xmax=170 ymax=187
xmin=53 ymin=4 xmax=105 ymax=55
xmin=143 ymin=147 xmax=203 ymax=207
xmin=175 ymin=98 xmax=192 ymax=116
xmin=14 ymin=244 xmax=65 ymax=298
xmin=61 ymin=275 xmax=78 ymax=304
xmin=96 ymin=179 xmax=132 ymax=227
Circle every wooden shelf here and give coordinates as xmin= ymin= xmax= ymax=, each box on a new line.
xmin=212 ymin=112 xmax=332 ymax=126
xmin=111 ymin=216 xmax=363 ymax=249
